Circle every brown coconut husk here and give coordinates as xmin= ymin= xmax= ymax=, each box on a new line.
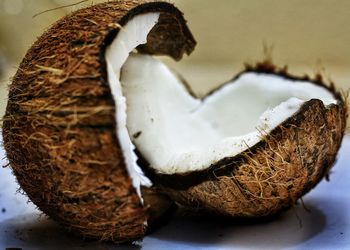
xmin=2 ymin=1 xmax=195 ymax=243
xmin=140 ymin=61 xmax=348 ymax=218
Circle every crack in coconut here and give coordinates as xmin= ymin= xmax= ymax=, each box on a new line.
xmin=106 ymin=13 xmax=338 ymax=197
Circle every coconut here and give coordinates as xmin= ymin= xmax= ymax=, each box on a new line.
xmin=2 ymin=0 xmax=347 ymax=244
xmin=133 ymin=59 xmax=347 ymax=218
xmin=2 ymin=1 xmax=195 ymax=243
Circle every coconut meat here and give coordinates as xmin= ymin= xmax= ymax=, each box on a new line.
xmin=122 ymin=55 xmax=337 ymax=175
xmin=106 ymin=13 xmax=160 ymax=196
xmin=106 ymin=13 xmax=338 ymax=195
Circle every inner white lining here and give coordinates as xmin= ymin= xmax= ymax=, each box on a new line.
xmin=121 ymin=54 xmax=336 ymax=175
xmin=105 ymin=13 xmax=160 ymax=196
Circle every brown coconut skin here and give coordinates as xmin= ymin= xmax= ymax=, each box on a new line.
xmin=2 ymin=1 xmax=195 ymax=243
xmin=141 ymin=61 xmax=348 ymax=218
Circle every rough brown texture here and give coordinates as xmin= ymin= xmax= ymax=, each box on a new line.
xmin=143 ymin=61 xmax=348 ymax=218
xmin=2 ymin=1 xmax=195 ymax=243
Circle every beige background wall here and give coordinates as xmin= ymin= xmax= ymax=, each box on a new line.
xmin=1 ymin=0 xmax=349 ymax=122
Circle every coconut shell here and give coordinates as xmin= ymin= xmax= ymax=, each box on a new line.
xmin=141 ymin=61 xmax=348 ymax=218
xmin=2 ymin=1 xmax=195 ymax=243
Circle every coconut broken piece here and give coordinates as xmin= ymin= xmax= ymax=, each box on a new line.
xmin=118 ymin=53 xmax=346 ymax=218
xmin=3 ymin=1 xmax=195 ymax=243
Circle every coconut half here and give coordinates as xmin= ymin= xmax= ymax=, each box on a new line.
xmin=120 ymin=53 xmax=347 ymax=217
xmin=2 ymin=1 xmax=195 ymax=243
xmin=2 ymin=0 xmax=347 ymax=244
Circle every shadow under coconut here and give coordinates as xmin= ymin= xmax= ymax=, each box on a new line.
xmin=0 ymin=213 xmax=141 ymax=250
xmin=147 ymin=202 xmax=328 ymax=249
xmin=289 ymin=195 xmax=350 ymax=249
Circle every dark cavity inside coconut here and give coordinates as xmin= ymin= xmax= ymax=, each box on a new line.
xmin=2 ymin=0 xmax=347 ymax=244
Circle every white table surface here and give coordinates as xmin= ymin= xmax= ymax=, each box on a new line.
xmin=1 ymin=136 xmax=349 ymax=250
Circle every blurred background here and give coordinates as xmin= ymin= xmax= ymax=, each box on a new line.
xmin=0 ymin=0 xmax=349 ymax=125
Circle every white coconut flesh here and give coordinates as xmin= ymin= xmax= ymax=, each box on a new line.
xmin=106 ymin=13 xmax=338 ymax=196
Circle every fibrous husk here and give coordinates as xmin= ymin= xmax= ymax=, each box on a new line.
xmin=142 ymin=61 xmax=348 ymax=218
xmin=2 ymin=0 xmax=195 ymax=243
